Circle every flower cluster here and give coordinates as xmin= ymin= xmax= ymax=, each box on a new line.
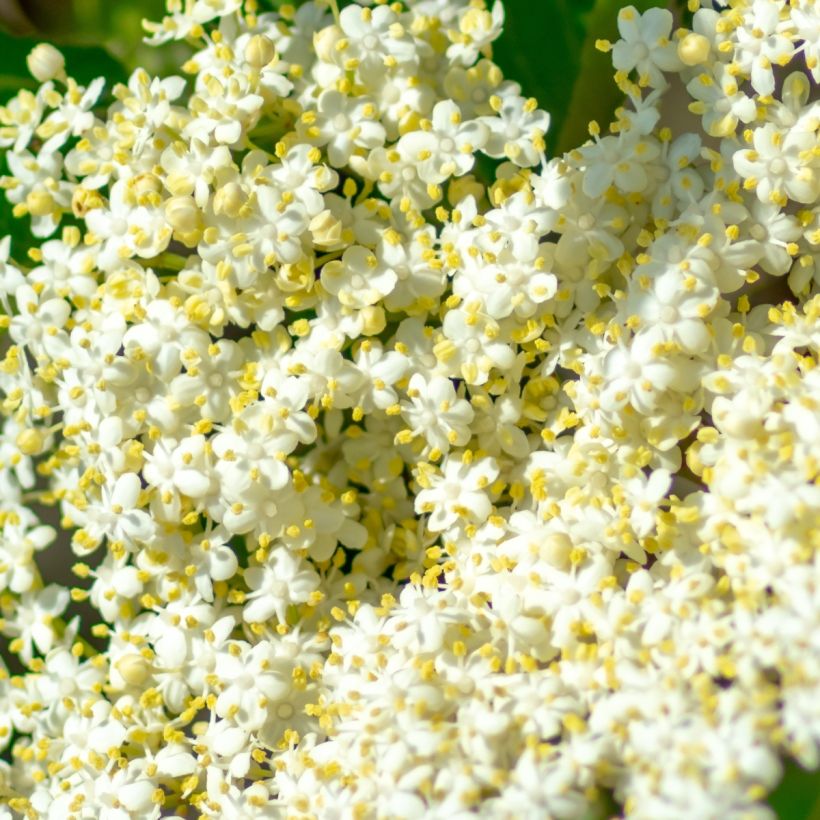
xmin=0 ymin=0 xmax=818 ymax=816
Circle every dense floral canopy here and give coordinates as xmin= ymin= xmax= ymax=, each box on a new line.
xmin=0 ymin=0 xmax=818 ymax=817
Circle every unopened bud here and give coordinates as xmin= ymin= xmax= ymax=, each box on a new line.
xmin=541 ymin=533 xmax=573 ymax=569
xmin=16 ymin=427 xmax=45 ymax=456
xmin=244 ymin=34 xmax=276 ymax=67
xmin=165 ymin=196 xmax=201 ymax=234
xmin=27 ymin=44 xmax=65 ymax=83
xmin=26 ymin=190 xmax=55 ymax=217
xmin=129 ymin=173 xmax=162 ymax=199
xmin=313 ymin=26 xmax=342 ymax=63
xmin=213 ymin=182 xmax=246 ymax=218
xmin=309 ymin=209 xmax=343 ymax=247
xmin=360 ymin=306 xmax=386 ymax=337
xmin=677 ymin=33 xmax=711 ymax=66
xmin=116 ymin=654 xmax=152 ymax=687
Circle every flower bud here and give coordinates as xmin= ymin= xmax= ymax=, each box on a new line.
xmin=313 ymin=25 xmax=342 ymax=63
xmin=25 ymin=190 xmax=55 ymax=217
xmin=677 ymin=33 xmax=711 ymax=66
xmin=129 ymin=173 xmax=163 ymax=201
xmin=16 ymin=427 xmax=45 ymax=456
xmin=540 ymin=532 xmax=573 ymax=569
xmin=213 ymin=182 xmax=246 ymax=218
xmin=165 ymin=196 xmax=201 ymax=234
xmin=309 ymin=209 xmax=343 ymax=248
xmin=116 ymin=654 xmax=152 ymax=687
xmin=360 ymin=306 xmax=386 ymax=336
xmin=26 ymin=44 xmax=65 ymax=83
xmin=244 ymin=34 xmax=276 ymax=67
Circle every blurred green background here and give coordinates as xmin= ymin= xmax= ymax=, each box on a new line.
xmin=0 ymin=0 xmax=818 ymax=816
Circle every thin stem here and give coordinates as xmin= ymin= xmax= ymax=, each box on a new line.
xmin=144 ymin=252 xmax=189 ymax=272
xmin=326 ymin=0 xmax=341 ymax=25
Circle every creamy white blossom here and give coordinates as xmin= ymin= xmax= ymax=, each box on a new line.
xmin=0 ymin=0 xmax=818 ymax=817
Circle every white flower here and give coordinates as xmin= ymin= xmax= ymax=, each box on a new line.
xmin=580 ymin=130 xmax=661 ymax=198
xmin=400 ymin=373 xmax=474 ymax=454
xmin=687 ymin=63 xmax=757 ymax=138
xmin=482 ymin=94 xmax=550 ymax=167
xmin=3 ymin=149 xmax=71 ymax=237
xmin=338 ymin=4 xmax=419 ymax=75
xmin=733 ymin=123 xmax=819 ymax=205
xmin=185 ymin=526 xmax=238 ymax=602
xmin=211 ymin=406 xmax=292 ymax=500
xmin=0 ymin=514 xmax=55 ymax=594
xmin=415 ymin=454 xmax=499 ymax=531
xmin=1 ymin=585 xmax=69 ymax=664
xmin=37 ymin=77 xmax=105 ymax=153
xmin=160 ymin=138 xmax=233 ymax=208
xmin=9 ymin=282 xmax=71 ymax=358
xmin=85 ymin=179 xmax=172 ymax=270
xmin=73 ymin=472 xmax=154 ymax=553
xmin=437 ymin=306 xmax=516 ymax=385
xmin=88 ymin=554 xmax=144 ymax=622
xmin=301 ymin=90 xmax=386 ymax=167
xmin=612 ymin=6 xmax=683 ymax=88
xmin=321 ymin=245 xmax=397 ymax=308
xmin=0 ymin=84 xmax=50 ymax=152
xmin=628 ymin=266 xmax=719 ymax=354
xmin=351 ymin=340 xmax=408 ymax=413
xmin=792 ymin=4 xmax=820 ymax=83
xmin=243 ymin=548 xmax=320 ymax=624
xmin=28 ymin=236 xmax=97 ymax=301
xmin=446 ymin=2 xmax=505 ymax=66
xmin=601 ymin=338 xmax=698 ymax=415
xmin=734 ymin=0 xmax=795 ymax=96
xmin=397 ymin=101 xmax=488 ymax=184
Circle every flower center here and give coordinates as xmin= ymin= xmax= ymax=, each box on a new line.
xmin=332 ymin=113 xmax=351 ymax=132
xmin=660 ymin=305 xmax=679 ymax=323
xmin=768 ymin=157 xmax=787 ymax=176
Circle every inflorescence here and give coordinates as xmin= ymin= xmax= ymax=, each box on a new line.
xmin=0 ymin=0 xmax=818 ymax=816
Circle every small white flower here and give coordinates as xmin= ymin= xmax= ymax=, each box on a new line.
xmin=612 ymin=6 xmax=683 ymax=88
xmin=1 ymin=585 xmax=69 ymax=664
xmin=321 ymin=245 xmax=397 ymax=308
xmin=73 ymin=472 xmax=154 ymax=553
xmin=243 ymin=548 xmax=320 ymax=624
xmin=301 ymin=90 xmax=386 ymax=167
xmin=482 ymin=94 xmax=550 ymax=167
xmin=415 ymin=455 xmax=499 ymax=532
xmin=398 ymin=100 xmax=488 ymax=184
xmin=733 ymin=122 xmax=819 ymax=205
xmin=400 ymin=373 xmax=474 ymax=454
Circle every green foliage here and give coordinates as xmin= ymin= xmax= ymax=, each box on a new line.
xmin=769 ymin=761 xmax=820 ymax=820
xmin=492 ymin=0 xmax=658 ymax=155
xmin=0 ymin=29 xmax=127 ymax=103
xmin=70 ymin=0 xmax=167 ymax=72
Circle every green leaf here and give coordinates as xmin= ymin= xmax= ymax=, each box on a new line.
xmin=555 ymin=0 xmax=659 ymax=154
xmin=768 ymin=760 xmax=820 ymax=820
xmin=492 ymin=0 xmax=662 ymax=156
xmin=0 ymin=29 xmax=127 ymax=103
xmin=492 ymin=0 xmax=592 ymax=155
